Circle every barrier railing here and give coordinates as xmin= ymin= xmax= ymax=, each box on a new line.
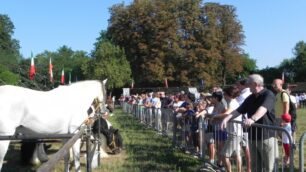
xmin=37 ymin=122 xmax=101 ymax=172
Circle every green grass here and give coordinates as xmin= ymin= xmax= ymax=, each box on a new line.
xmin=95 ymin=108 xmax=202 ymax=172
xmin=296 ymin=108 xmax=306 ymax=139
xmin=295 ymin=108 xmax=306 ymax=171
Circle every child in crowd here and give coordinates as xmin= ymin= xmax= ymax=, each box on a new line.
xmin=281 ymin=113 xmax=292 ymax=165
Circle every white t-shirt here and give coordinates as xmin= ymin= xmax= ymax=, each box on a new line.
xmin=173 ymin=101 xmax=184 ymax=110
xmin=226 ymin=99 xmax=242 ymax=136
xmin=236 ymin=87 xmax=251 ymax=119
xmin=236 ymin=88 xmax=251 ymax=105
xmin=151 ymin=97 xmax=161 ymax=108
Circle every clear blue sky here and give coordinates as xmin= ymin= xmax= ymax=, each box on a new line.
xmin=1 ymin=0 xmax=306 ymax=69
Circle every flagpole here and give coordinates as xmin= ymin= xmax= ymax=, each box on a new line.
xmin=49 ymin=58 xmax=54 ymax=88
xmin=61 ymin=68 xmax=65 ymax=85
xmin=29 ymin=51 xmax=36 ymax=82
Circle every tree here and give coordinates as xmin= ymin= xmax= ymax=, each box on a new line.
xmin=279 ymin=58 xmax=295 ymax=83
xmin=107 ymin=1 xmax=245 ymax=87
xmin=202 ymin=3 xmax=245 ymax=86
xmin=258 ymin=67 xmax=281 ymax=85
xmin=239 ymin=53 xmax=257 ymax=77
xmin=83 ymin=31 xmax=131 ymax=89
xmin=0 ymin=14 xmax=21 ymax=84
xmin=0 ymin=64 xmax=19 ymax=85
xmin=292 ymin=41 xmax=306 ymax=82
xmin=17 ymin=46 xmax=90 ymax=89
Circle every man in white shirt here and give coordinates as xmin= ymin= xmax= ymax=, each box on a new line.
xmin=236 ymin=78 xmax=251 ymax=172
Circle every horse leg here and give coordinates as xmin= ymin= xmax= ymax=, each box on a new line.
xmin=0 ymin=140 xmax=10 ymax=171
xmin=72 ymin=139 xmax=81 ymax=172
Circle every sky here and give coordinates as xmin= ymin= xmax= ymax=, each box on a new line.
xmin=1 ymin=0 xmax=306 ymax=69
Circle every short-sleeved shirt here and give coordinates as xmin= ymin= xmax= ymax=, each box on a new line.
xmin=275 ymin=90 xmax=290 ymax=118
xmin=236 ymin=88 xmax=276 ymax=140
xmin=227 ymin=99 xmax=242 ymax=136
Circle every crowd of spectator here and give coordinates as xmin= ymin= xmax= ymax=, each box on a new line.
xmin=119 ymin=74 xmax=297 ymax=172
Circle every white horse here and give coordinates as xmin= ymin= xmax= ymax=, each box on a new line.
xmin=0 ymin=80 xmax=108 ymax=172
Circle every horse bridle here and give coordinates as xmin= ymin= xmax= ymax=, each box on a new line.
xmin=88 ymin=82 xmax=108 ymax=119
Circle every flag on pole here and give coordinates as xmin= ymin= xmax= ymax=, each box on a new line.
xmin=164 ymin=78 xmax=168 ymax=88
xmin=61 ymin=69 xmax=65 ymax=85
xmin=29 ymin=54 xmax=36 ymax=80
xmin=282 ymin=71 xmax=285 ymax=83
xmin=131 ymin=80 xmax=134 ymax=89
xmin=49 ymin=58 xmax=53 ymax=83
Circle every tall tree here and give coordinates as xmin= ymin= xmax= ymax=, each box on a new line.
xmin=107 ymin=1 xmax=245 ymax=87
xmin=83 ymin=31 xmax=131 ymax=89
xmin=278 ymin=58 xmax=295 ymax=83
xmin=239 ymin=53 xmax=257 ymax=77
xmin=0 ymin=14 xmax=21 ymax=84
xmin=292 ymin=41 xmax=306 ymax=82
xmin=203 ymin=3 xmax=244 ymax=86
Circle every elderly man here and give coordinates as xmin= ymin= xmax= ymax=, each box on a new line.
xmin=221 ymin=74 xmax=278 ymax=172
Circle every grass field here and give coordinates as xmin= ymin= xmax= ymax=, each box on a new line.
xmin=95 ymin=108 xmax=202 ymax=172
xmin=2 ymin=107 xmax=306 ymax=171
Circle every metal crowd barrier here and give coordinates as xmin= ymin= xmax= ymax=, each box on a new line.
xmin=121 ymin=101 xmax=298 ymax=172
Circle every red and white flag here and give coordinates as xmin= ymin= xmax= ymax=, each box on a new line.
xmin=29 ymin=57 xmax=36 ymax=80
xmin=164 ymin=78 xmax=168 ymax=88
xmin=49 ymin=58 xmax=53 ymax=83
xmin=60 ymin=69 xmax=65 ymax=85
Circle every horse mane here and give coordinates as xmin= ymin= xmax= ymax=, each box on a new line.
xmin=51 ymin=80 xmax=102 ymax=92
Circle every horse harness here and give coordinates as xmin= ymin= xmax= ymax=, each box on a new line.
xmin=108 ymin=133 xmax=117 ymax=149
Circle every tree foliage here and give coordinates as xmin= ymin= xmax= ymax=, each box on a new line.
xmin=16 ymin=46 xmax=90 ymax=90
xmin=83 ymin=31 xmax=131 ymax=89
xmin=0 ymin=64 xmax=19 ymax=85
xmin=0 ymin=14 xmax=21 ymax=85
xmin=107 ymin=0 xmax=245 ymax=87
xmin=292 ymin=41 xmax=306 ymax=82
xmin=239 ymin=53 xmax=257 ymax=77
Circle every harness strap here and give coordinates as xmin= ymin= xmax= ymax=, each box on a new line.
xmin=108 ymin=133 xmax=117 ymax=149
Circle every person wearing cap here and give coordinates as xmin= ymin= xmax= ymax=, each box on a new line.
xmin=220 ymin=74 xmax=278 ymax=172
xmin=281 ymin=113 xmax=292 ymax=165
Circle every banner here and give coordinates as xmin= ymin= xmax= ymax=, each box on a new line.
xmin=123 ymin=88 xmax=130 ymax=97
